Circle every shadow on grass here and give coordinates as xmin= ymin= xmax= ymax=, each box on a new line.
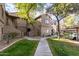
xmin=47 ymin=38 xmax=79 ymax=56
xmin=0 ymin=39 xmax=39 ymax=56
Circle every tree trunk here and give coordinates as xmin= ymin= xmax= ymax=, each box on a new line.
xmin=7 ymin=39 xmax=10 ymax=44
xmin=55 ymin=16 xmax=60 ymax=39
xmin=57 ymin=20 xmax=60 ymax=39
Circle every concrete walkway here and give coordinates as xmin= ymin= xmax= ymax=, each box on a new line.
xmin=34 ymin=37 xmax=52 ymax=56
xmin=24 ymin=36 xmax=41 ymax=40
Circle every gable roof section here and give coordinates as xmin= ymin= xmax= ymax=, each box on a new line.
xmin=5 ymin=11 xmax=20 ymax=19
xmin=34 ymin=13 xmax=52 ymax=20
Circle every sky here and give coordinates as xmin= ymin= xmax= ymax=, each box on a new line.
xmin=44 ymin=3 xmax=53 ymax=9
xmin=5 ymin=3 xmax=17 ymax=12
xmin=5 ymin=3 xmax=53 ymax=12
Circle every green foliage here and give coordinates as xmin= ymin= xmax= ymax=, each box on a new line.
xmin=51 ymin=3 xmax=71 ymax=19
xmin=64 ymin=32 xmax=72 ymax=39
xmin=49 ymin=4 xmax=72 ymax=38
xmin=16 ymin=3 xmax=44 ymax=24
xmin=64 ymin=15 xmax=75 ymax=28
xmin=50 ymin=3 xmax=79 ymax=20
xmin=0 ymin=39 xmax=39 ymax=56
xmin=48 ymin=38 xmax=79 ymax=56
xmin=3 ymin=32 xmax=18 ymax=40
xmin=16 ymin=3 xmax=37 ymax=19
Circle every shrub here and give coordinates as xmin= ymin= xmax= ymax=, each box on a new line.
xmin=3 ymin=32 xmax=18 ymax=40
xmin=2 ymin=32 xmax=19 ymax=44
xmin=64 ymin=32 xmax=72 ymax=39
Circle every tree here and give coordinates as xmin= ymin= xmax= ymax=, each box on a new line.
xmin=15 ymin=3 xmax=44 ymax=36
xmin=64 ymin=14 xmax=75 ymax=28
xmin=49 ymin=3 xmax=73 ymax=39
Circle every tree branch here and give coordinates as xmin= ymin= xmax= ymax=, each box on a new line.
xmin=59 ymin=15 xmax=68 ymax=21
xmin=26 ymin=4 xmax=35 ymax=21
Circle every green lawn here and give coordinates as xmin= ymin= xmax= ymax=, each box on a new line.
xmin=0 ymin=39 xmax=39 ymax=56
xmin=47 ymin=38 xmax=79 ymax=56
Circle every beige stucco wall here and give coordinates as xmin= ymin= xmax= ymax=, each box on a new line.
xmin=0 ymin=4 xmax=6 ymax=24
xmin=0 ymin=27 xmax=1 ymax=40
xmin=37 ymin=14 xmax=54 ymax=36
xmin=16 ymin=18 xmax=26 ymax=36
xmin=0 ymin=4 xmax=5 ymax=40
xmin=41 ymin=25 xmax=53 ymax=36
xmin=3 ymin=17 xmax=22 ymax=38
xmin=0 ymin=22 xmax=3 ymax=40
xmin=28 ymin=21 xmax=41 ymax=36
